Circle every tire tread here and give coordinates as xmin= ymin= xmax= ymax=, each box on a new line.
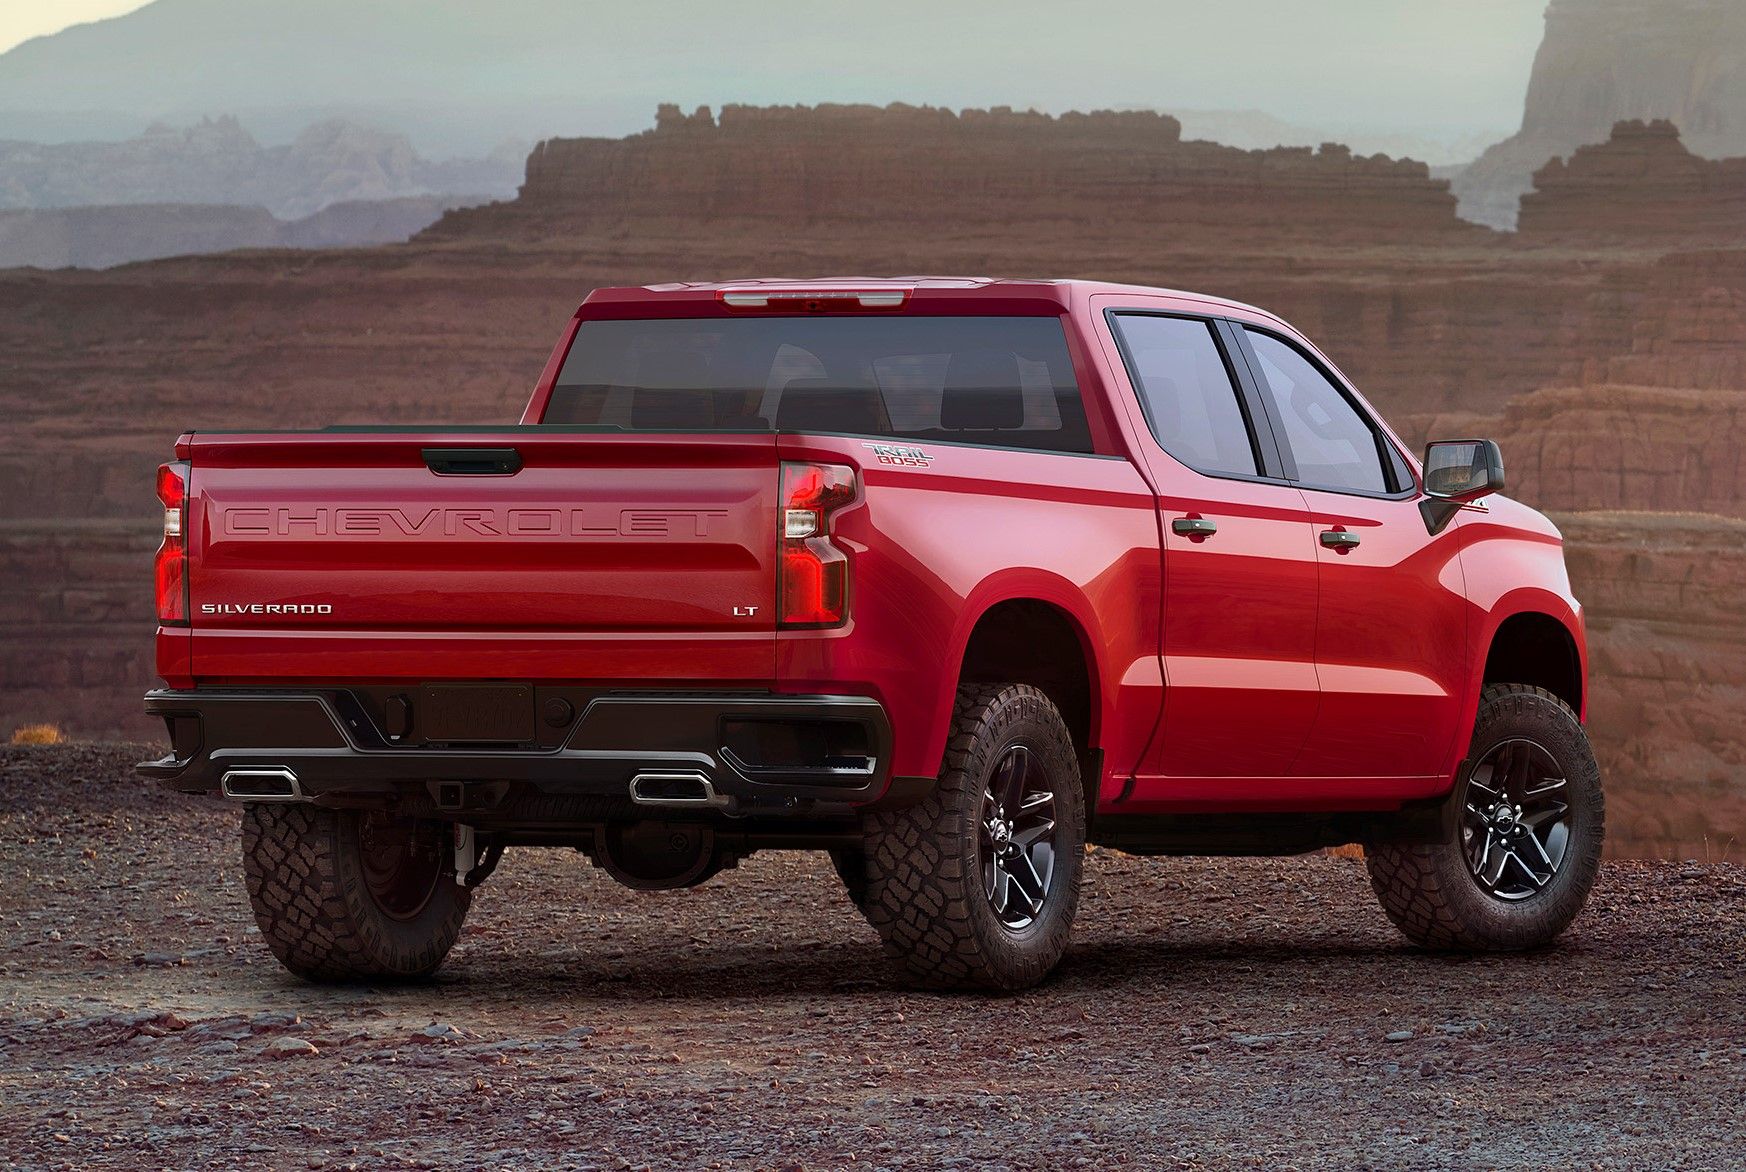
xmin=242 ymin=804 xmax=469 ymax=981
xmin=858 ymin=683 xmax=1083 ymax=990
xmin=1365 ymin=683 xmax=1604 ymax=951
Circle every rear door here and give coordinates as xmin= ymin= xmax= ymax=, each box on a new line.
xmin=1099 ymin=308 xmax=1322 ymax=784
xmin=188 ymin=431 xmax=778 ymax=682
xmin=1231 ymin=325 xmax=1470 ymax=780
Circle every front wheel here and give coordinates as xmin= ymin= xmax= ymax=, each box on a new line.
xmin=242 ymin=804 xmax=471 ymax=981
xmin=858 ymin=683 xmax=1085 ymax=990
xmin=1366 ymin=684 xmax=1604 ymax=950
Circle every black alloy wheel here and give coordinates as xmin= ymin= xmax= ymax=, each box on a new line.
xmin=1461 ymin=738 xmax=1571 ymax=901
xmin=980 ymin=745 xmax=1059 ymax=930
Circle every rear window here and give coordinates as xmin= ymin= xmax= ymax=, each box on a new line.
xmin=544 ymin=316 xmax=1093 ymax=453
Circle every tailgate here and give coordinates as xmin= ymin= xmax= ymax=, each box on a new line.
xmin=185 ymin=431 xmax=778 ymax=682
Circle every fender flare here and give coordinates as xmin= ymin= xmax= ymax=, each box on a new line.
xmin=1458 ymin=588 xmax=1587 ymax=744
xmin=923 ymin=569 xmax=1111 ymax=773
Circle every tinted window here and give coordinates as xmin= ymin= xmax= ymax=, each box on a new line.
xmin=1244 ymin=329 xmax=1388 ymax=493
xmin=545 ymin=316 xmax=1092 ymax=453
xmin=1110 ymin=315 xmax=1257 ymax=477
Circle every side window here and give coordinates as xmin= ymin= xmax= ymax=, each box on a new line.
xmin=1243 ymin=329 xmax=1389 ymax=494
xmin=1109 ymin=314 xmax=1258 ymax=477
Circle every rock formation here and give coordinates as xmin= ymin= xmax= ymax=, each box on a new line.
xmin=0 ymin=196 xmax=480 ymax=269
xmin=1453 ymin=0 xmax=1746 ymax=228
xmin=1560 ymin=512 xmax=1746 ymax=857
xmin=0 ymin=117 xmax=523 ymax=219
xmin=1516 ymin=121 xmax=1746 ymax=243
xmin=433 ymin=103 xmax=1480 ymax=246
xmin=1492 ymin=385 xmax=1746 ymax=517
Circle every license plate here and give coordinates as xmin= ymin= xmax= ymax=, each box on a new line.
xmin=416 ymin=684 xmax=535 ymax=744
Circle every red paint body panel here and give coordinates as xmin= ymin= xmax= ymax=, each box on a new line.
xmin=1293 ymin=486 xmax=1469 ymax=780
xmin=155 ymin=276 xmax=1587 ymax=819
xmin=772 ymin=433 xmax=1161 ymax=785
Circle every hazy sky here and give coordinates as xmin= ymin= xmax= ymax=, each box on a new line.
xmin=0 ymin=1 xmax=151 ymax=55
xmin=1 ymin=0 xmax=1553 ymax=149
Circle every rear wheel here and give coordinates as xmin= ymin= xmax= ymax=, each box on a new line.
xmin=859 ymin=683 xmax=1085 ymax=990
xmin=242 ymin=804 xmax=471 ymax=981
xmin=1366 ymin=684 xmax=1604 ymax=950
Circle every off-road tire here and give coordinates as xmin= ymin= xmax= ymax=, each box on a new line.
xmin=1366 ymin=684 xmax=1604 ymax=950
xmin=859 ymin=683 xmax=1085 ymax=990
xmin=242 ymin=804 xmax=471 ymax=981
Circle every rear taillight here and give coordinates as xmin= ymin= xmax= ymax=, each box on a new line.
xmin=155 ymin=461 xmax=189 ymax=625
xmin=779 ymin=461 xmax=856 ymax=627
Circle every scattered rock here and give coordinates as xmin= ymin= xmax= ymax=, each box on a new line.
xmin=265 ymin=1037 xmax=318 ymax=1058
xmin=132 ymin=952 xmax=188 ymax=967
xmin=250 ymin=1012 xmax=302 ymax=1032
xmin=419 ymin=1023 xmax=469 ymax=1042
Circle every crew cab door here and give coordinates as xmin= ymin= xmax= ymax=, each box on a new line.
xmin=1229 ymin=325 xmax=1469 ymax=780
xmin=1097 ymin=308 xmax=1322 ymax=784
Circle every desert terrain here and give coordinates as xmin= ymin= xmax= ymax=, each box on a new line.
xmin=3 ymin=97 xmax=1744 ymax=857
xmin=3 ymin=743 xmax=1743 ymax=1169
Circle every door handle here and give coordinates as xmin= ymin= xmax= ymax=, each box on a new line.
xmin=1172 ymin=516 xmax=1218 ymax=539
xmin=1319 ymin=529 xmax=1361 ymax=550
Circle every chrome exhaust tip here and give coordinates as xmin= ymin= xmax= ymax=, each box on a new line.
xmin=220 ymin=766 xmax=305 ymax=802
xmin=628 ymin=770 xmax=733 ymax=810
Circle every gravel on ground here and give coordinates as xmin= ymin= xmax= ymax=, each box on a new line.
xmin=3 ymin=744 xmax=1743 ymax=1170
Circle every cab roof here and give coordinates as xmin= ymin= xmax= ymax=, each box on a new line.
xmin=577 ymin=276 xmax=1280 ymax=325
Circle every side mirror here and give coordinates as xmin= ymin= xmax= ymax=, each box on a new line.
xmin=1423 ymin=439 xmax=1504 ymax=502
xmin=1420 ymin=439 xmax=1504 ymax=534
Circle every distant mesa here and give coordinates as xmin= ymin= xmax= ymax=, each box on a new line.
xmin=0 ymin=113 xmax=523 ymax=268
xmin=1164 ymin=109 xmax=1497 ymax=169
xmin=0 ymin=115 xmax=523 ymax=220
xmin=428 ymin=102 xmax=1481 ymax=246
xmin=1454 ymin=0 xmax=1746 ymax=228
xmin=0 ymin=196 xmax=489 ymax=270
xmin=1517 ymin=120 xmax=1746 ymax=244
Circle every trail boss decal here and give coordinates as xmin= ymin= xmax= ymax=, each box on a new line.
xmin=862 ymin=442 xmax=933 ymax=468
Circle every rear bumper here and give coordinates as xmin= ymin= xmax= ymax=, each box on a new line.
xmin=139 ymin=687 xmax=920 ymax=818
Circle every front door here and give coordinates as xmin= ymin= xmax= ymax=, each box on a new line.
xmin=1232 ymin=325 xmax=1469 ymax=780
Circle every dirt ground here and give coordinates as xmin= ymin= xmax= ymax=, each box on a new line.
xmin=3 ymin=744 xmax=1743 ymax=1170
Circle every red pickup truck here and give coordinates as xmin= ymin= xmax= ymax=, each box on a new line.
xmin=140 ymin=277 xmax=1603 ymax=989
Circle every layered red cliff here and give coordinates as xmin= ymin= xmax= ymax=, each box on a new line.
xmin=1 ymin=102 xmax=1743 ymax=856
xmin=1518 ymin=121 xmax=1746 ymax=243
xmin=434 ymin=103 xmax=1480 ymax=244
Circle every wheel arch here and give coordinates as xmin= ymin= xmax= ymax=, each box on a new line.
xmin=944 ymin=575 xmax=1111 ymax=819
xmin=1477 ymin=599 xmax=1585 ymax=720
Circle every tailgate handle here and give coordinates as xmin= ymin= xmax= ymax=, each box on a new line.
xmin=422 ymin=447 xmax=523 ymax=476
